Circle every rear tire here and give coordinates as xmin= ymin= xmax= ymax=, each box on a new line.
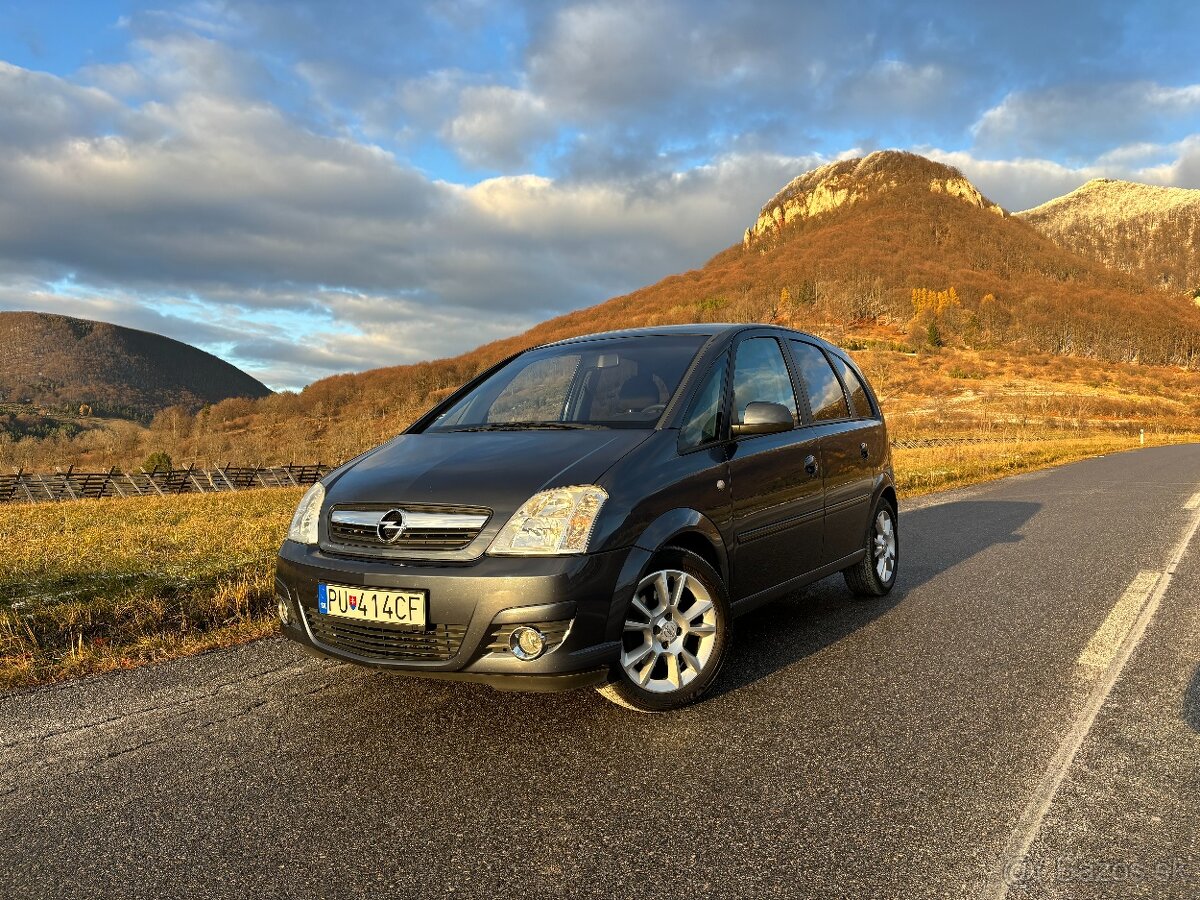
xmin=843 ymin=498 xmax=898 ymax=597
xmin=597 ymin=548 xmax=730 ymax=713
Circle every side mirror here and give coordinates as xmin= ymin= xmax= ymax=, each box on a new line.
xmin=731 ymin=401 xmax=793 ymax=437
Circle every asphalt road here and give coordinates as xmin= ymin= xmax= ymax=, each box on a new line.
xmin=2 ymin=444 xmax=1199 ymax=899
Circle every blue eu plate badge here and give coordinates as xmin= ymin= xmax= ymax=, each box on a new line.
xmin=318 ymin=583 xmax=329 ymax=614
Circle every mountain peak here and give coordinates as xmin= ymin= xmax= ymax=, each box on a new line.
xmin=1020 ymin=177 xmax=1200 ymax=219
xmin=744 ymin=150 xmax=1005 ymax=249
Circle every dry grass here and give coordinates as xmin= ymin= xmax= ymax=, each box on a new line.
xmin=3 ymin=429 xmax=1198 ymax=690
xmin=893 ymin=432 xmax=1200 ymax=496
xmin=0 ymin=488 xmax=301 ymax=690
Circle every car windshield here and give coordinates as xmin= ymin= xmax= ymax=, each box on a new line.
xmin=425 ymin=334 xmax=707 ymax=431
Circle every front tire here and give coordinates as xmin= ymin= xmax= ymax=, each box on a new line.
xmin=843 ymin=497 xmax=898 ymax=597
xmin=597 ymin=549 xmax=730 ymax=712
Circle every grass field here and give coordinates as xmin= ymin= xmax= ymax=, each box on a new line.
xmin=1 ymin=432 xmax=1196 ymax=690
xmin=0 ymin=489 xmax=301 ymax=689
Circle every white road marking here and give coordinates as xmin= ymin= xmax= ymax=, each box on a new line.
xmin=988 ymin=491 xmax=1200 ymax=899
xmin=1076 ymin=570 xmax=1159 ymax=672
xmin=1185 ymin=488 xmax=1200 ymax=511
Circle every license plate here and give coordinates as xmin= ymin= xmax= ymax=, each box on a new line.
xmin=318 ymin=583 xmax=427 ymax=627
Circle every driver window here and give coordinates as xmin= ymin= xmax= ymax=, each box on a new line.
xmin=732 ymin=338 xmax=798 ymax=425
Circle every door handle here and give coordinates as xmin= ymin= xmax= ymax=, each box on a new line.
xmin=860 ymin=442 xmax=870 ymax=460
xmin=804 ymin=455 xmax=818 ymax=476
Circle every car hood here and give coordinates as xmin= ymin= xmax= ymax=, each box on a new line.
xmin=324 ymin=429 xmax=650 ymax=515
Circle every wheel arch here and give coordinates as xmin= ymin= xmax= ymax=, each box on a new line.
xmin=632 ymin=507 xmax=729 ymax=586
xmin=873 ymin=470 xmax=897 ymax=512
xmin=658 ymin=531 xmax=723 ymax=580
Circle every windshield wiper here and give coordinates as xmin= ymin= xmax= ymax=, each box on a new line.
xmin=445 ymin=422 xmax=605 ymax=432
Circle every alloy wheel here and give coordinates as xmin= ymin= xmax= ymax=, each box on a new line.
xmin=874 ymin=509 xmax=897 ymax=583
xmin=620 ymin=569 xmax=719 ymax=693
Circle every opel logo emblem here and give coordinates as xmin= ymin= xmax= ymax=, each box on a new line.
xmin=376 ymin=509 xmax=407 ymax=543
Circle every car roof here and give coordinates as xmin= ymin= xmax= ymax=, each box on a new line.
xmin=542 ymin=322 xmax=839 ymax=352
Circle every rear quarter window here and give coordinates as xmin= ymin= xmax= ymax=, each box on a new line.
xmin=831 ymin=357 xmax=876 ymax=419
xmin=788 ymin=340 xmax=850 ymax=421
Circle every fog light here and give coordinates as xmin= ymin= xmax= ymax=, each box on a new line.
xmin=509 ymin=626 xmax=546 ymax=660
xmin=277 ymin=596 xmax=291 ymax=626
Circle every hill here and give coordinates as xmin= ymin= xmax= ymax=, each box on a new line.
xmin=6 ymin=151 xmax=1200 ymax=470
xmin=0 ymin=312 xmax=271 ymax=422
xmin=1017 ymin=179 xmax=1200 ymax=296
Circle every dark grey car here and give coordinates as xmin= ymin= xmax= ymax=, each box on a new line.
xmin=276 ymin=324 xmax=897 ymax=711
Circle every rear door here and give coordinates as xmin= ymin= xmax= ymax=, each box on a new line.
xmin=787 ymin=340 xmax=880 ymax=565
xmin=727 ymin=336 xmax=824 ymax=601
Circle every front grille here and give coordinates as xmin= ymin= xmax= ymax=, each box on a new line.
xmin=326 ymin=503 xmax=491 ymax=554
xmin=306 ymin=613 xmax=468 ymax=662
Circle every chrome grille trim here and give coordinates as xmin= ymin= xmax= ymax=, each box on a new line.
xmin=330 ymin=509 xmax=490 ymax=530
xmin=325 ymin=502 xmax=492 ymax=554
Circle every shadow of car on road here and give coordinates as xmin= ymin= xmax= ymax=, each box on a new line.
xmin=711 ymin=498 xmax=1041 ymax=698
xmin=1184 ymin=664 xmax=1200 ymax=733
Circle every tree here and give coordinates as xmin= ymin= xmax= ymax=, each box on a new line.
xmin=143 ymin=450 xmax=173 ymax=473
xmin=150 ymin=405 xmax=193 ymax=442
xmin=911 ymin=286 xmax=961 ymax=316
xmin=926 ymin=321 xmax=943 ymax=347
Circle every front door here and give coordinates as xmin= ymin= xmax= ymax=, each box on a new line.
xmin=727 ymin=336 xmax=825 ymax=601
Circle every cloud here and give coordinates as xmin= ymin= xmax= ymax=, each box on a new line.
xmin=832 ymin=60 xmax=963 ymax=137
xmin=443 ymin=85 xmax=556 ymax=169
xmin=0 ymin=40 xmax=827 ymax=388
xmin=0 ymin=61 xmax=125 ymax=150
xmin=132 ymin=0 xmax=1200 ymax=187
xmin=971 ymin=81 xmax=1200 ymax=158
xmin=528 ymin=1 xmax=712 ymax=119
xmin=1124 ymin=135 xmax=1200 ymax=190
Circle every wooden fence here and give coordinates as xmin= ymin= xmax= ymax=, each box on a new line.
xmin=0 ymin=464 xmax=329 ymax=504
xmin=889 ymin=436 xmax=1000 ymax=449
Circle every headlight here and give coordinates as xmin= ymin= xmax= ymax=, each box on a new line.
xmin=287 ymin=482 xmax=325 ymax=545
xmin=488 ymin=485 xmax=608 ymax=556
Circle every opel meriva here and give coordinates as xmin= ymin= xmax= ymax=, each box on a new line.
xmin=276 ymin=324 xmax=898 ymax=711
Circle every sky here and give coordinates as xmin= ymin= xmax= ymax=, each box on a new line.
xmin=1 ymin=1 xmax=1199 ymax=390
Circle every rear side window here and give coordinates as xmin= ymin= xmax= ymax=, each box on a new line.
xmin=831 ymin=357 xmax=875 ymax=419
xmin=789 ymin=340 xmax=849 ymax=421
xmin=679 ymin=353 xmax=727 ymax=450
xmin=732 ymin=338 xmax=798 ymax=425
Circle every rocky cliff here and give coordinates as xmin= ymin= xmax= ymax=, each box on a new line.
xmin=744 ymin=150 xmax=1005 ymax=249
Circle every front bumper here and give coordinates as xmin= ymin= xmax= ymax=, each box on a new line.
xmin=275 ymin=541 xmax=648 ymax=691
